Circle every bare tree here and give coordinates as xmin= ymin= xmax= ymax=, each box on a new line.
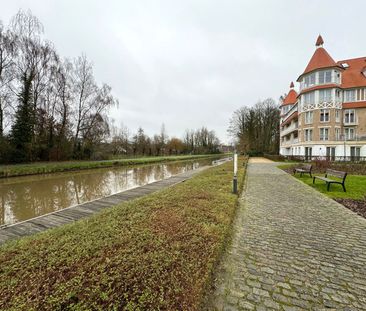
xmin=228 ymin=98 xmax=280 ymax=154
xmin=0 ymin=22 xmax=17 ymax=136
xmin=71 ymin=54 xmax=117 ymax=157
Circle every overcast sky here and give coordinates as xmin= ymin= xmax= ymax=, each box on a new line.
xmin=2 ymin=0 xmax=366 ymax=143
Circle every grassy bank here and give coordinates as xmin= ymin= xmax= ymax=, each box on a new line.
xmin=278 ymin=164 xmax=366 ymax=200
xmin=0 ymin=154 xmax=223 ymax=178
xmin=0 ymin=158 xmax=246 ymax=310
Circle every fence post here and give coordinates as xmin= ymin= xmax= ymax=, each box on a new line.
xmin=233 ymin=153 xmax=238 ymax=194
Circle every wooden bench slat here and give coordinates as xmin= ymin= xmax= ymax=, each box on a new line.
xmin=312 ymin=168 xmax=347 ymax=192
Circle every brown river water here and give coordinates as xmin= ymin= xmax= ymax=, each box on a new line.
xmin=0 ymin=158 xmax=217 ymax=226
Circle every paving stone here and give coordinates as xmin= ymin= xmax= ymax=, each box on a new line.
xmin=238 ymin=300 xmax=255 ymax=310
xmin=205 ymin=161 xmax=366 ymax=310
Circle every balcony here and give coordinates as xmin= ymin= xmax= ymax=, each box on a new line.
xmin=281 ymin=122 xmax=298 ymax=137
xmin=343 ymin=119 xmax=358 ymax=126
xmin=301 ymin=100 xmax=342 ymax=112
xmin=335 ymin=134 xmax=366 ymax=142
xmin=282 ymin=104 xmax=298 ymax=123
xmin=281 ymin=138 xmax=299 ymax=146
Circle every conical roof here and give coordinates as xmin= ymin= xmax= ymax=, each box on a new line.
xmin=297 ymin=36 xmax=342 ymax=81
xmin=281 ymin=82 xmax=297 ymax=106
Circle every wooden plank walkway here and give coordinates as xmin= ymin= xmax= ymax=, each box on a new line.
xmin=0 ymin=166 xmax=208 ymax=245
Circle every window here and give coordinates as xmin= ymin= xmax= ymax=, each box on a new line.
xmin=304 ymin=129 xmax=313 ymax=141
xmin=335 ymin=110 xmax=340 ymax=122
xmin=303 ymin=92 xmax=315 ymax=105
xmin=304 ymin=111 xmax=313 ymax=124
xmin=310 ymin=73 xmax=315 ymax=85
xmin=335 ymin=128 xmax=340 ymax=141
xmin=319 ymin=70 xmax=332 ymax=84
xmin=319 ymin=89 xmax=332 ymax=103
xmin=320 ymin=109 xmax=330 ymax=122
xmin=335 ymin=71 xmax=341 ymax=84
xmin=320 ymin=128 xmax=329 ymax=141
xmin=326 ymin=147 xmax=336 ymax=161
xmin=351 ymin=147 xmax=361 ymax=161
xmin=344 ymin=128 xmax=355 ymax=140
xmin=357 ymin=89 xmax=362 ymax=101
xmin=344 ymin=109 xmax=356 ymax=124
xmin=344 ymin=90 xmax=356 ymax=102
xmin=304 ymin=73 xmax=316 ymax=88
xmin=336 ymin=89 xmax=341 ymax=100
xmin=305 ymin=147 xmax=312 ymax=161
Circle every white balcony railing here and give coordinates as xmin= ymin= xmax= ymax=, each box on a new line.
xmin=282 ymin=104 xmax=298 ymax=123
xmin=281 ymin=138 xmax=299 ymax=146
xmin=337 ymin=134 xmax=366 ymax=142
xmin=281 ymin=122 xmax=299 ymax=137
xmin=301 ymin=100 xmax=342 ymax=112
xmin=343 ymin=119 xmax=358 ymax=126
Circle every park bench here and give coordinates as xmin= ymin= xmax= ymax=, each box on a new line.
xmin=312 ymin=169 xmax=347 ymax=192
xmin=293 ymin=164 xmax=312 ymax=177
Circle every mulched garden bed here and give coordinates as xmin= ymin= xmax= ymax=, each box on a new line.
xmin=335 ymin=198 xmax=366 ymax=220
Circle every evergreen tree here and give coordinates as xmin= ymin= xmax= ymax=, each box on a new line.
xmin=11 ymin=72 xmax=35 ymax=162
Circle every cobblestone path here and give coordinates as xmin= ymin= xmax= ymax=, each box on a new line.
xmin=207 ymin=161 xmax=366 ymax=310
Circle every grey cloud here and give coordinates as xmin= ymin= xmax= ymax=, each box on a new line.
xmin=2 ymin=0 xmax=366 ymax=142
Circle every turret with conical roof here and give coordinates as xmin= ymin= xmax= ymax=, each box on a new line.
xmin=281 ymin=82 xmax=297 ymax=107
xmin=297 ymin=35 xmax=343 ymax=81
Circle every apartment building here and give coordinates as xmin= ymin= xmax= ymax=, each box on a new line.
xmin=280 ymin=35 xmax=366 ymax=160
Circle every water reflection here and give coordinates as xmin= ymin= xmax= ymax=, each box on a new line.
xmin=0 ymin=159 xmax=211 ymax=226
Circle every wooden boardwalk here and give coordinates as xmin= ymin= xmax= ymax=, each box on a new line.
xmin=0 ymin=166 xmax=208 ymax=245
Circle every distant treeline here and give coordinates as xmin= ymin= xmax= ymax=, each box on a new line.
xmin=0 ymin=10 xmax=220 ymax=163
xmin=108 ymin=125 xmax=220 ymax=158
xmin=228 ymin=98 xmax=280 ymax=155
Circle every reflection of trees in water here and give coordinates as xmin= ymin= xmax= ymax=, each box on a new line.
xmin=0 ymin=159 xmax=210 ymax=225
xmin=0 ymin=171 xmax=115 ymax=226
xmin=0 ymin=194 xmax=15 ymax=225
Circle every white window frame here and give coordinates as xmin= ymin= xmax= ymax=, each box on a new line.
xmin=320 ymin=128 xmax=329 ymax=141
xmin=326 ymin=147 xmax=336 ymax=160
xmin=344 ymin=90 xmax=356 ymax=102
xmin=304 ymin=111 xmax=313 ymax=124
xmin=344 ymin=128 xmax=355 ymax=140
xmin=319 ymin=70 xmax=332 ymax=84
xmin=335 ymin=127 xmax=341 ymax=141
xmin=319 ymin=89 xmax=332 ymax=103
xmin=304 ymin=129 xmax=313 ymax=141
xmin=320 ymin=109 xmax=330 ymax=122
xmin=344 ymin=109 xmax=356 ymax=124
xmin=303 ymin=92 xmax=315 ymax=105
xmin=350 ymin=146 xmax=361 ymax=161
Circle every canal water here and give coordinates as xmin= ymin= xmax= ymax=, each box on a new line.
xmin=0 ymin=158 xmax=216 ymax=226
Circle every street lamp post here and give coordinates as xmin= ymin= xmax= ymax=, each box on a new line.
xmin=233 ymin=152 xmax=238 ymax=194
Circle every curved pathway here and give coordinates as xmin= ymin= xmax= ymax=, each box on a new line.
xmin=208 ymin=159 xmax=366 ymax=310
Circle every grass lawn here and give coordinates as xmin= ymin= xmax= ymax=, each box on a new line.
xmin=277 ymin=164 xmax=366 ymax=200
xmin=0 ymin=154 xmax=223 ymax=178
xmin=0 ymin=158 xmax=246 ymax=310
xmin=293 ymin=174 xmax=366 ymax=200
